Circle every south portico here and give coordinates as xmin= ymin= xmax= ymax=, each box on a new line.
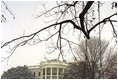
xmin=28 ymin=60 xmax=68 ymax=79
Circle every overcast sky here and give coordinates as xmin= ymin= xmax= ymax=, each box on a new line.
xmin=1 ymin=1 xmax=117 ymax=75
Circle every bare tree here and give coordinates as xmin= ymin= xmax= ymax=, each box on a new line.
xmin=76 ymin=37 xmax=115 ymax=79
xmin=1 ymin=1 xmax=117 ymax=62
xmin=62 ymin=37 xmax=116 ymax=79
xmin=104 ymin=53 xmax=117 ymax=79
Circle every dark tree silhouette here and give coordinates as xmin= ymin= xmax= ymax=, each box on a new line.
xmin=1 ymin=1 xmax=117 ymax=61
xmin=63 ymin=61 xmax=92 ymax=79
xmin=1 ymin=65 xmax=35 ymax=79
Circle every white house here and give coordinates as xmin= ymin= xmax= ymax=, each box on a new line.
xmin=28 ymin=60 xmax=68 ymax=79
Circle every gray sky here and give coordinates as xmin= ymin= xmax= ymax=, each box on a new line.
xmin=1 ymin=1 xmax=47 ymax=74
xmin=1 ymin=1 xmax=117 ymax=75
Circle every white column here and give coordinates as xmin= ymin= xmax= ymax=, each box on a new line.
xmin=41 ymin=69 xmax=43 ymax=79
xmin=51 ymin=68 xmax=52 ymax=79
xmin=63 ymin=68 xmax=64 ymax=73
xmin=57 ymin=68 xmax=59 ymax=79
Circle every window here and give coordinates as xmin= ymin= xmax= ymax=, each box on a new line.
xmin=43 ymin=76 xmax=45 ymax=79
xmin=33 ymin=72 xmax=35 ymax=76
xmin=43 ymin=69 xmax=45 ymax=75
xmin=59 ymin=68 xmax=63 ymax=75
xmin=38 ymin=72 xmax=40 ymax=76
xmin=47 ymin=76 xmax=51 ymax=79
xmin=52 ymin=76 xmax=57 ymax=79
xmin=47 ymin=68 xmax=51 ymax=75
xmin=52 ymin=68 xmax=57 ymax=75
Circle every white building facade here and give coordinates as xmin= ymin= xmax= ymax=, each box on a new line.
xmin=28 ymin=60 xmax=68 ymax=79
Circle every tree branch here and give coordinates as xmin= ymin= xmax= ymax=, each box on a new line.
xmin=88 ymin=13 xmax=117 ymax=34
xmin=79 ymin=1 xmax=94 ymax=39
